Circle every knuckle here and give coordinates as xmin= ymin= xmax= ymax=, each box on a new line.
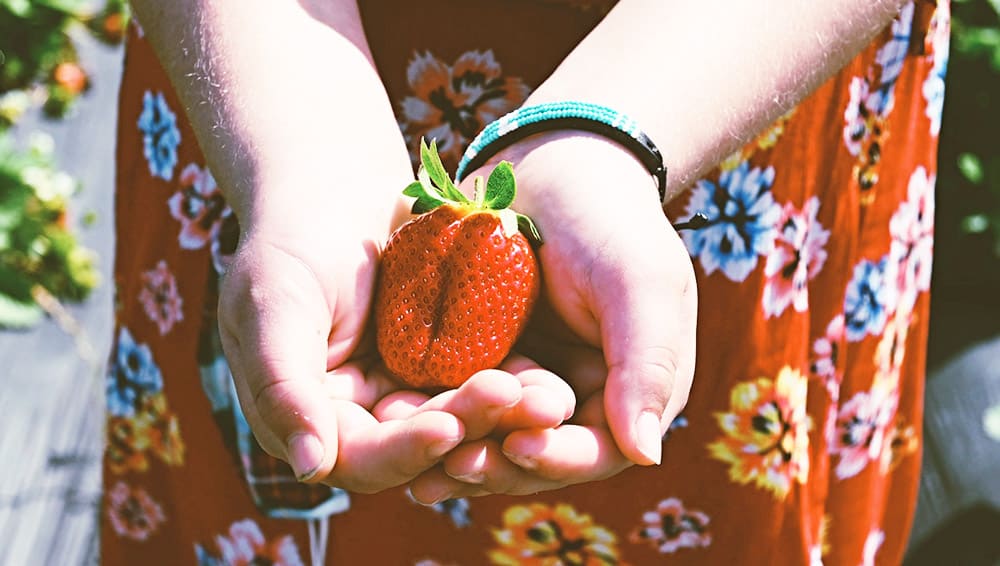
xmin=251 ymin=378 xmax=301 ymax=429
xmin=617 ymin=346 xmax=679 ymax=410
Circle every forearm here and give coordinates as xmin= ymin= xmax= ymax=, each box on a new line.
xmin=526 ymin=0 xmax=909 ymax=201
xmin=130 ymin=0 xmax=412 ymax=235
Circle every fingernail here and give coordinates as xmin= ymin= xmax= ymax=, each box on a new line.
xmin=636 ymin=411 xmax=663 ymax=465
xmin=503 ymin=450 xmax=538 ymax=470
xmin=427 ymin=437 xmax=460 ymax=459
xmin=287 ymin=433 xmax=325 ymax=481
xmin=408 ymin=486 xmax=451 ymax=507
xmin=451 ymin=471 xmax=485 ymax=484
xmin=422 ymin=494 xmax=451 ymax=507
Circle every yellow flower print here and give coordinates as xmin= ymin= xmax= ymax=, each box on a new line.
xmin=881 ymin=417 xmax=919 ymax=472
xmin=105 ymin=391 xmax=185 ymax=474
xmin=874 ymin=310 xmax=910 ymax=391
xmin=720 ymin=108 xmax=797 ymax=171
xmin=489 ymin=503 xmax=622 ymax=565
xmin=708 ymin=366 xmax=812 ymax=499
xmin=818 ymin=514 xmax=831 ymax=558
xmin=809 ymin=514 xmax=832 ymax=564
xmin=142 ymin=392 xmax=186 ymax=466
xmin=107 ymin=417 xmax=153 ymax=475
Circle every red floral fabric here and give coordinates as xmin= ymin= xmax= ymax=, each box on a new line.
xmin=102 ymin=1 xmax=949 ymax=564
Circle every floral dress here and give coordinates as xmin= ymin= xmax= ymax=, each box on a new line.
xmin=102 ymin=1 xmax=949 ymax=564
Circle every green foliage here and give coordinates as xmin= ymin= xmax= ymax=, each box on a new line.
xmin=0 ymin=132 xmax=99 ymax=327
xmin=937 ymin=0 xmax=1000 ymax=281
xmin=0 ymin=0 xmax=126 ymax=328
xmin=0 ymin=0 xmax=128 ymax=124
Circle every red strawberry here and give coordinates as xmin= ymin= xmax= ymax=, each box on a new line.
xmin=374 ymin=140 xmax=542 ymax=389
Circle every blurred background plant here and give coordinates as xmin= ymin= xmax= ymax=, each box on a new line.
xmin=0 ymin=0 xmax=126 ymax=329
xmin=927 ymin=0 xmax=1000 ymax=368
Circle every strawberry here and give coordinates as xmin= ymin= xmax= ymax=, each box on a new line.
xmin=374 ymin=140 xmax=542 ymax=389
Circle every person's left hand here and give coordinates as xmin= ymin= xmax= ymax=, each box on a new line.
xmin=404 ymin=131 xmax=699 ymax=502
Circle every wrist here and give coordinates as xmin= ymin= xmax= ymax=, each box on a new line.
xmin=235 ymin=164 xmax=413 ymax=247
xmin=487 ymin=131 xmax=662 ymax=222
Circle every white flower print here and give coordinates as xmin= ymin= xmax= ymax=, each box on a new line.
xmin=629 ymin=497 xmax=712 ymax=554
xmin=139 ymin=260 xmax=183 ymax=335
xmin=861 ymin=528 xmax=885 ymax=566
xmin=168 ymin=163 xmax=232 ymax=250
xmin=813 ymin=314 xmax=846 ymax=444
xmin=106 ymin=481 xmax=166 ymax=541
xmin=762 ymin=197 xmax=830 ymax=318
xmin=830 ymin=376 xmax=899 ymax=480
xmin=196 ymin=519 xmax=304 ymax=566
xmin=399 ymin=50 xmax=529 ymax=167
xmin=889 ymin=167 xmax=935 ymax=315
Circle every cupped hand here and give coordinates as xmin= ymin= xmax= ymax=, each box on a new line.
xmin=411 ymin=132 xmax=698 ymax=500
xmin=217 ymin=218 xmax=447 ymax=492
xmin=217 ymin=185 xmax=575 ymax=494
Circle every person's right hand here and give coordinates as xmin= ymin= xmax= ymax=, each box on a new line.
xmin=217 ymin=191 xmax=574 ymax=494
xmin=218 ymin=217 xmax=442 ymax=491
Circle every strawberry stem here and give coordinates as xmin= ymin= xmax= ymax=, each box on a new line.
xmin=473 ymin=176 xmax=486 ymax=207
xmin=408 ymin=137 xmax=544 ymax=245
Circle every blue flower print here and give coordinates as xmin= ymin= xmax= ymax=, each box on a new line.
xmin=107 ymin=326 xmax=164 ymax=417
xmin=433 ymin=497 xmax=471 ymax=528
xmin=923 ymin=16 xmax=949 ymax=137
xmin=872 ymin=2 xmax=914 ymax=114
xmin=682 ymin=161 xmax=782 ymax=282
xmin=923 ymin=60 xmax=947 ymax=136
xmin=844 ymin=257 xmax=897 ymax=342
xmin=138 ymin=91 xmax=181 ymax=181
xmin=194 ymin=544 xmax=222 ymax=566
xmin=663 ymin=414 xmax=689 ymax=440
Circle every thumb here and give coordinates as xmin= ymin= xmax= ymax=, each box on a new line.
xmin=220 ymin=245 xmax=342 ymax=482
xmin=598 ymin=237 xmax=697 ymax=466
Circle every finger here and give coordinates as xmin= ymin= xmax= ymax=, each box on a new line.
xmin=328 ymin=403 xmax=465 ymax=494
xmin=408 ymin=466 xmax=490 ymax=505
xmin=372 ymin=390 xmax=433 ymax=421
xmin=441 ymin=439 xmax=566 ymax=496
xmin=501 ymin=425 xmax=632 ymax=483
xmin=320 ymin=360 xmax=399 ymax=410
xmin=219 ymin=251 xmax=341 ymax=482
xmin=596 ymin=229 xmax=696 ymax=466
xmin=494 ymin=385 xmax=569 ymax=433
xmin=494 ymin=357 xmax=576 ymax=433
xmin=374 ymin=370 xmax=522 ymax=440
xmin=574 ymin=388 xmax=608 ymax=427
xmin=500 ymin=355 xmax=577 ymax=421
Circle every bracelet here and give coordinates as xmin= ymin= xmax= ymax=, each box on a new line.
xmin=455 ymin=101 xmax=668 ymax=203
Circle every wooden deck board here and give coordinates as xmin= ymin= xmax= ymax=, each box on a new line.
xmin=0 ymin=31 xmax=121 ymax=566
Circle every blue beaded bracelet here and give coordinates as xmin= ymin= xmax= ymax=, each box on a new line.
xmin=455 ymin=101 xmax=668 ymax=203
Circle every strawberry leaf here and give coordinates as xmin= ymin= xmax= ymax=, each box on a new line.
xmin=411 ymin=197 xmax=442 ymax=214
xmin=417 ymin=166 xmax=440 ymax=197
xmin=516 ymin=213 xmax=543 ymax=246
xmin=420 ymin=138 xmax=466 ymax=203
xmin=403 ymin=181 xmax=446 ymax=214
xmin=484 ymin=161 xmax=516 ymax=210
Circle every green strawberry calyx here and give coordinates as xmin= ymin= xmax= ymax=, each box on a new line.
xmin=403 ymin=138 xmax=543 ymax=245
